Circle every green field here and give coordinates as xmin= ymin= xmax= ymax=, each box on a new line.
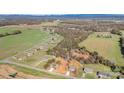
xmin=83 ymin=64 xmax=112 ymax=72
xmin=79 ymin=32 xmax=124 ymax=66
xmin=0 ymin=27 xmax=50 ymax=59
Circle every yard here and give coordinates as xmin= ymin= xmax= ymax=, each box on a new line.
xmin=79 ymin=32 xmax=124 ymax=66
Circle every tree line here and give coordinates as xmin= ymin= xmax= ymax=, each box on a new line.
xmin=0 ymin=30 xmax=22 ymax=38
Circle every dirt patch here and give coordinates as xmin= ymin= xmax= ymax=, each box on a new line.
xmin=0 ymin=64 xmax=42 ymax=79
xmin=55 ymin=57 xmax=68 ymax=74
xmin=71 ymin=49 xmax=90 ymax=60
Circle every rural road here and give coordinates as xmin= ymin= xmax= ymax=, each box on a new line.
xmin=0 ymin=59 xmax=77 ymax=79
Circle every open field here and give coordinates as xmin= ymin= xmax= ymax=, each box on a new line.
xmin=0 ymin=26 xmax=51 ymax=59
xmin=79 ymin=32 xmax=124 ymax=66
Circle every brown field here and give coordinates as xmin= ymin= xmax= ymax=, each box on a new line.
xmin=0 ymin=64 xmax=42 ymax=79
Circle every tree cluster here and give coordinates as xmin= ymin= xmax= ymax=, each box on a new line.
xmin=110 ymin=29 xmax=122 ymax=36
xmin=0 ymin=30 xmax=22 ymax=38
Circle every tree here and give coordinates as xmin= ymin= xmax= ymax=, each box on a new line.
xmin=9 ymin=72 xmax=17 ymax=78
xmin=80 ymin=46 xmax=86 ymax=51
xmin=93 ymin=51 xmax=98 ymax=56
xmin=111 ymin=66 xmax=121 ymax=72
xmin=0 ymin=34 xmax=4 ymax=37
xmin=111 ymin=29 xmax=122 ymax=36
xmin=13 ymin=30 xmax=22 ymax=35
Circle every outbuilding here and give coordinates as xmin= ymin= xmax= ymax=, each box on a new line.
xmin=83 ymin=67 xmax=93 ymax=73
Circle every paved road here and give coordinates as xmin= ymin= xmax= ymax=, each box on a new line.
xmin=0 ymin=59 xmax=77 ymax=79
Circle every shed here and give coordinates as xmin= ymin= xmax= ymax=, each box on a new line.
xmin=83 ymin=67 xmax=93 ymax=73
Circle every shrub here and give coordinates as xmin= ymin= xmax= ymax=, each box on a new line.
xmin=0 ymin=34 xmax=4 ymax=37
xmin=9 ymin=72 xmax=18 ymax=78
xmin=111 ymin=66 xmax=121 ymax=72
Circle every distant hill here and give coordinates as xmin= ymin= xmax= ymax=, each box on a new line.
xmin=0 ymin=14 xmax=124 ymax=21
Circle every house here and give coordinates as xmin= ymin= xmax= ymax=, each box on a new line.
xmin=69 ymin=66 xmax=76 ymax=72
xmin=83 ymin=67 xmax=93 ymax=73
xmin=96 ymin=71 xmax=112 ymax=79
xmin=65 ymin=65 xmax=76 ymax=76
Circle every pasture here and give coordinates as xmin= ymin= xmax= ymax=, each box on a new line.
xmin=79 ymin=32 xmax=124 ymax=66
xmin=0 ymin=26 xmax=50 ymax=59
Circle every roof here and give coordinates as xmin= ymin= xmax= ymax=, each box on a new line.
xmin=83 ymin=67 xmax=93 ymax=73
xmin=69 ymin=66 xmax=76 ymax=72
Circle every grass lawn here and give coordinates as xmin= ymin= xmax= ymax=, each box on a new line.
xmin=84 ymin=73 xmax=96 ymax=79
xmin=0 ymin=27 xmax=50 ymax=59
xmin=83 ymin=64 xmax=112 ymax=72
xmin=12 ymin=64 xmax=68 ymax=79
xmin=79 ymin=32 xmax=124 ymax=66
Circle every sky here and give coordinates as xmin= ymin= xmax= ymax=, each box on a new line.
xmin=0 ymin=0 xmax=124 ymax=14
